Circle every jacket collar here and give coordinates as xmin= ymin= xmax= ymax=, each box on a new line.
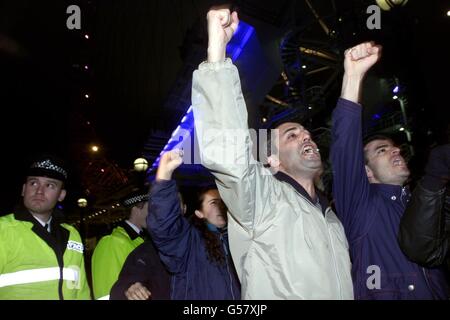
xmin=206 ymin=223 xmax=227 ymax=234
xmin=370 ymin=183 xmax=409 ymax=196
xmin=274 ymin=171 xmax=329 ymax=215
xmin=119 ymin=221 xmax=141 ymax=240
xmin=13 ymin=204 xmax=70 ymax=258
xmin=370 ymin=183 xmax=411 ymax=204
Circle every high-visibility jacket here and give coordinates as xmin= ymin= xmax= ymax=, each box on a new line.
xmin=0 ymin=209 xmax=91 ymax=300
xmin=91 ymin=222 xmax=144 ymax=300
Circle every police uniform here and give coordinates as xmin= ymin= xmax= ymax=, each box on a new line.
xmin=0 ymin=156 xmax=91 ymax=300
xmin=91 ymin=190 xmax=148 ymax=300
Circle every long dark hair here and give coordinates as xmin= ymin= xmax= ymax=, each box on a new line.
xmin=191 ymin=186 xmax=226 ymax=266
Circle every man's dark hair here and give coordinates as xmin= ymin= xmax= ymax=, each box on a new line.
xmin=264 ymin=110 xmax=305 ymax=158
xmin=362 ymin=134 xmax=394 ymax=164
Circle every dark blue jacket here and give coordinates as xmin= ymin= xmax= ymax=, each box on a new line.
xmin=331 ymin=98 xmax=449 ymax=300
xmin=110 ymin=240 xmax=171 ymax=300
xmin=147 ymin=180 xmax=240 ymax=300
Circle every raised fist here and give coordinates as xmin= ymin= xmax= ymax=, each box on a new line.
xmin=207 ymin=8 xmax=239 ymax=62
xmin=156 ymin=149 xmax=184 ymax=181
xmin=344 ymin=42 xmax=382 ymax=78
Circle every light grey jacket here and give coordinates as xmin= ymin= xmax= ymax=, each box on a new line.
xmin=192 ymin=59 xmax=353 ymax=299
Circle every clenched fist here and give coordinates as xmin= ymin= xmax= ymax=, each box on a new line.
xmin=340 ymin=41 xmax=382 ymax=103
xmin=207 ymin=7 xmax=239 ymax=63
xmin=156 ymin=149 xmax=184 ymax=181
xmin=344 ymin=42 xmax=382 ymax=78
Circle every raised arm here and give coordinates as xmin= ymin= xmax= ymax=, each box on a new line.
xmin=193 ymin=9 xmax=274 ymax=234
xmin=331 ymin=42 xmax=382 ymax=241
xmin=207 ymin=8 xmax=238 ymax=63
xmin=147 ymin=150 xmax=191 ymax=274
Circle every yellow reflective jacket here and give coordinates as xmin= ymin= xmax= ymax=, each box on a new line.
xmin=0 ymin=210 xmax=91 ymax=300
xmin=91 ymin=223 xmax=144 ymax=299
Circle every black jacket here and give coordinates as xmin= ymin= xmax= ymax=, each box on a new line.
xmin=110 ymin=239 xmax=171 ymax=300
xmin=399 ymin=181 xmax=450 ymax=268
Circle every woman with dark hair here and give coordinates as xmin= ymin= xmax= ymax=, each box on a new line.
xmin=147 ymin=150 xmax=240 ymax=300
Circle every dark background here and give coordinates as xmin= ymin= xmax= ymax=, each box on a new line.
xmin=0 ymin=0 xmax=448 ymax=227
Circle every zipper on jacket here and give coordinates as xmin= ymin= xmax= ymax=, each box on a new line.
xmin=303 ymin=193 xmax=345 ymax=299
xmin=401 ymin=187 xmax=409 ymax=205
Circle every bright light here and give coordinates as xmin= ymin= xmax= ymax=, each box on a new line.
xmin=77 ymin=198 xmax=88 ymax=208
xmin=134 ymin=157 xmax=148 ymax=171
xmin=84 ymin=65 xmax=89 ymax=70
xmin=84 ymin=34 xmax=90 ymax=39
xmin=393 ymin=85 xmax=399 ymax=93
xmin=262 ymin=118 xmax=267 ymax=123
xmin=447 ymin=10 xmax=450 ymax=16
xmin=308 ymin=106 xmax=312 ymax=110
xmin=91 ymin=145 xmax=99 ymax=152
xmin=84 ymin=94 xmax=89 ymax=99
xmin=393 ymin=95 xmax=398 ymax=100
xmin=399 ymin=127 xmax=405 ymax=132
xmin=302 ymin=65 xmax=307 ymax=69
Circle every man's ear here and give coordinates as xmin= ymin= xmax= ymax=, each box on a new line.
xmin=194 ymin=209 xmax=204 ymax=219
xmin=365 ymin=165 xmax=373 ymax=179
xmin=58 ymin=189 xmax=67 ymax=202
xmin=267 ymin=155 xmax=280 ymax=170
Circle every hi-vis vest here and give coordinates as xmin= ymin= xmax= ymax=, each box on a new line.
xmin=91 ymin=224 xmax=144 ymax=300
xmin=0 ymin=213 xmax=91 ymax=300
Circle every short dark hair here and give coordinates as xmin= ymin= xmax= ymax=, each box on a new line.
xmin=264 ymin=110 xmax=305 ymax=158
xmin=266 ymin=121 xmax=310 ymax=158
xmin=362 ymin=134 xmax=394 ymax=163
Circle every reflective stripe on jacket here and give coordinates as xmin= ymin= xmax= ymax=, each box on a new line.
xmin=0 ymin=213 xmax=90 ymax=300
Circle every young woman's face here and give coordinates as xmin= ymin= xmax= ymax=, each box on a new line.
xmin=195 ymin=189 xmax=227 ymax=228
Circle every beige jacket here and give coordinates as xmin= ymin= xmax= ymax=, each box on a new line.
xmin=192 ymin=59 xmax=353 ymax=300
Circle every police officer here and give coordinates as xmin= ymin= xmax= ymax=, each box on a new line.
xmin=0 ymin=154 xmax=91 ymax=299
xmin=91 ymin=188 xmax=149 ymax=300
